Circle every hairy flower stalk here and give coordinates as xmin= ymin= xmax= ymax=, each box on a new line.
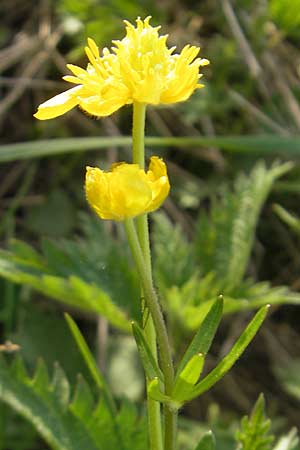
xmin=35 ymin=16 xmax=209 ymax=450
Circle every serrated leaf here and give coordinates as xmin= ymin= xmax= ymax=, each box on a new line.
xmin=0 ymin=356 xmax=100 ymax=450
xmin=0 ymin=355 xmax=147 ymax=450
xmin=51 ymin=363 xmax=70 ymax=408
xmin=194 ymin=431 xmax=216 ymax=450
xmin=9 ymin=354 xmax=28 ymax=381
xmin=186 ymin=305 xmax=269 ymax=401
xmin=236 ymin=394 xmax=274 ymax=450
xmin=195 ymin=161 xmax=292 ymax=293
xmin=176 ymin=296 xmax=223 ymax=378
xmin=0 ymin=214 xmax=141 ymax=331
xmin=69 ymin=375 xmax=94 ymax=420
xmin=153 ymin=212 xmax=196 ymax=290
xmin=31 ymin=358 xmax=49 ymax=393
xmin=131 ymin=322 xmax=163 ymax=382
xmin=0 ymin=251 xmax=130 ymax=331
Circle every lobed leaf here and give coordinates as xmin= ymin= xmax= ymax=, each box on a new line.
xmin=195 ymin=161 xmax=292 ymax=293
xmin=0 ymin=355 xmax=147 ymax=450
xmin=235 ymin=394 xmax=274 ymax=450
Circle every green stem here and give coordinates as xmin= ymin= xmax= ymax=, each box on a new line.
xmin=132 ymin=102 xmax=163 ymax=450
xmin=124 ymin=218 xmax=177 ymax=450
xmin=132 ymin=101 xmax=146 ymax=169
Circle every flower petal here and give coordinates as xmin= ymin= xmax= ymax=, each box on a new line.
xmin=34 ymin=86 xmax=83 ymax=120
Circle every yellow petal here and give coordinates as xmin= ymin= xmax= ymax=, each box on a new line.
xmin=146 ymin=156 xmax=170 ymax=212
xmin=85 ymin=167 xmax=115 ymax=220
xmin=34 ymin=86 xmax=83 ymax=120
xmin=110 ymin=164 xmax=152 ymax=219
xmin=79 ymin=94 xmax=127 ymax=117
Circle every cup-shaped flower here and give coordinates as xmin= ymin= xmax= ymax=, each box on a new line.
xmin=85 ymin=156 xmax=170 ymax=221
xmin=34 ymin=17 xmax=209 ymax=120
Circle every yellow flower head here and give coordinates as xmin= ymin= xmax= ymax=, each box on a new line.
xmin=34 ymin=17 xmax=209 ymax=120
xmin=85 ymin=156 xmax=170 ymax=221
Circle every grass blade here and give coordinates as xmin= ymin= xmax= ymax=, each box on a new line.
xmin=1 ymin=135 xmax=300 ymax=162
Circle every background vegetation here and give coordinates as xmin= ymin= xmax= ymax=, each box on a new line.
xmin=1 ymin=0 xmax=300 ymax=448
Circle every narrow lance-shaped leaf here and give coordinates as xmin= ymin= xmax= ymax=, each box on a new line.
xmin=147 ymin=378 xmax=171 ymax=404
xmin=65 ymin=314 xmax=128 ymax=450
xmin=185 ymin=305 xmax=269 ymax=401
xmin=176 ymin=296 xmax=223 ymax=380
xmin=64 ymin=313 xmax=116 ymax=415
xmin=172 ymin=353 xmax=205 ymax=404
xmin=131 ymin=322 xmax=164 ymax=382
xmin=273 ymin=204 xmax=300 ymax=234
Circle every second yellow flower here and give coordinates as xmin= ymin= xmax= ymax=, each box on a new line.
xmin=85 ymin=156 xmax=170 ymax=220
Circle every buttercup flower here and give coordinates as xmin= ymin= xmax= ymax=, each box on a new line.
xmin=34 ymin=17 xmax=209 ymax=120
xmin=85 ymin=156 xmax=170 ymax=221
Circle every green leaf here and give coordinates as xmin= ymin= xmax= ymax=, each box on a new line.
xmin=186 ymin=305 xmax=269 ymax=400
xmin=0 ymin=248 xmax=131 ymax=332
xmin=65 ymin=313 xmax=117 ymax=415
xmin=51 ymin=363 xmax=70 ymax=409
xmin=0 ymin=213 xmax=142 ymax=331
xmin=176 ymin=296 xmax=223 ymax=378
xmin=273 ymin=428 xmax=299 ymax=450
xmin=147 ymin=378 xmax=171 ymax=404
xmin=0 ymin=356 xmax=100 ymax=450
xmin=194 ymin=431 xmax=216 ymax=450
xmin=131 ymin=322 xmax=163 ymax=382
xmin=31 ymin=358 xmax=50 ymax=393
xmin=69 ymin=375 xmax=94 ymax=420
xmin=195 ymin=161 xmax=292 ymax=293
xmin=0 ymin=355 xmax=148 ymax=450
xmin=172 ymin=354 xmax=204 ymax=404
xmin=235 ymin=394 xmax=274 ymax=450
xmin=273 ymin=204 xmax=300 ymax=235
xmin=153 ymin=212 xmax=195 ymax=290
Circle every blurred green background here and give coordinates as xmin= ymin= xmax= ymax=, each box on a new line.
xmin=1 ymin=0 xmax=300 ymax=449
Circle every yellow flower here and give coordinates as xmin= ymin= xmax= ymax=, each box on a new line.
xmin=85 ymin=156 xmax=170 ymax=220
xmin=34 ymin=17 xmax=209 ymax=120
xmin=112 ymin=17 xmax=209 ymax=105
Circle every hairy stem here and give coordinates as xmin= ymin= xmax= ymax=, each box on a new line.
xmin=132 ymin=101 xmax=163 ymax=450
xmin=125 ymin=218 xmax=177 ymax=450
